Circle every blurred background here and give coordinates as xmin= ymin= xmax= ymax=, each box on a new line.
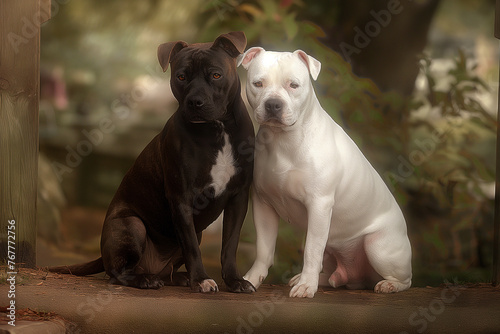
xmin=38 ymin=0 xmax=498 ymax=287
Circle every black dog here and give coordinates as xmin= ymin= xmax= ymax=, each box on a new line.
xmin=50 ymin=32 xmax=255 ymax=293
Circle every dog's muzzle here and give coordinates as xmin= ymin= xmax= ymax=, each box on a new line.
xmin=259 ymin=98 xmax=295 ymax=127
xmin=184 ymin=94 xmax=212 ymax=123
xmin=187 ymin=95 xmax=205 ymax=109
xmin=261 ymin=98 xmax=285 ymax=125
xmin=264 ymin=98 xmax=283 ymax=119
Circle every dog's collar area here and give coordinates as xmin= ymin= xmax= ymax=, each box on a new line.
xmin=188 ymin=120 xmax=228 ymax=129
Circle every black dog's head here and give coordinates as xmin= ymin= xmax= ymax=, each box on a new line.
xmin=158 ymin=32 xmax=247 ymax=123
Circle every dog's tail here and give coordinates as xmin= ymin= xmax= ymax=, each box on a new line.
xmin=48 ymin=257 xmax=104 ymax=276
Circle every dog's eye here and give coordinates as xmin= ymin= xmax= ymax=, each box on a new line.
xmin=177 ymin=74 xmax=186 ymax=81
xmin=213 ymin=73 xmax=221 ymax=79
xmin=253 ymin=81 xmax=263 ymax=88
xmin=290 ymin=82 xmax=299 ymax=89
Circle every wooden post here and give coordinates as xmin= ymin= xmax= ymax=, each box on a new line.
xmin=493 ymin=0 xmax=500 ymax=286
xmin=0 ymin=0 xmax=51 ymax=268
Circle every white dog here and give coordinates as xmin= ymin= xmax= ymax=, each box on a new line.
xmin=238 ymin=47 xmax=412 ymax=298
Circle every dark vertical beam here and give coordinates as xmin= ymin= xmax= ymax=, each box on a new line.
xmin=493 ymin=0 xmax=500 ymax=286
xmin=0 ymin=0 xmax=50 ymax=268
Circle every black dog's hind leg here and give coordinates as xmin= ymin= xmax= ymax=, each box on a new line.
xmin=101 ymin=216 xmax=164 ymax=289
xmin=156 ymin=250 xmax=190 ymax=287
xmin=158 ymin=232 xmax=205 ymax=286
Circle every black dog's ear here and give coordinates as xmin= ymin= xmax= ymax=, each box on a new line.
xmin=211 ymin=31 xmax=247 ymax=58
xmin=157 ymin=41 xmax=188 ymax=72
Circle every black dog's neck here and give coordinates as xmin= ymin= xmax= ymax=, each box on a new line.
xmin=174 ymin=112 xmax=232 ymax=139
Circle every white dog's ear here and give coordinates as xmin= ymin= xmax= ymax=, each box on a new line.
xmin=294 ymin=50 xmax=321 ymax=81
xmin=237 ymin=47 xmax=265 ymax=69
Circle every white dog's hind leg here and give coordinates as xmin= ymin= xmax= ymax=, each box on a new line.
xmin=328 ymin=241 xmax=378 ymax=289
xmin=328 ymin=263 xmax=349 ymax=288
xmin=243 ymin=191 xmax=280 ymax=289
xmin=365 ymin=229 xmax=412 ymax=293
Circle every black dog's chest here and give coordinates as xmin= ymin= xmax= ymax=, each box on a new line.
xmin=183 ymin=131 xmax=237 ymax=231
xmin=206 ymin=130 xmax=236 ymax=196
xmin=191 ymin=128 xmax=236 ymax=204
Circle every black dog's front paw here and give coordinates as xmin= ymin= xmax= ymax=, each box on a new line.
xmin=165 ymin=272 xmax=189 ymax=287
xmin=226 ymin=278 xmax=256 ymax=293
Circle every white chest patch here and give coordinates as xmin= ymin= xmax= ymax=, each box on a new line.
xmin=210 ymin=132 xmax=236 ymax=197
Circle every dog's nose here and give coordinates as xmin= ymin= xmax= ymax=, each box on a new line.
xmin=265 ymin=99 xmax=283 ymax=115
xmin=188 ymin=97 xmax=205 ymax=109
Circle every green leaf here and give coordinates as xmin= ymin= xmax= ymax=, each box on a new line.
xmin=259 ymin=0 xmax=278 ymax=17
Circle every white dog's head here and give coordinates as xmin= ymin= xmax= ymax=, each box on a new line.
xmin=238 ymin=48 xmax=321 ymax=129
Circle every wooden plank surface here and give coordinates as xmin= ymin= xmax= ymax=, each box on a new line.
xmin=0 ymin=0 xmax=48 ymax=267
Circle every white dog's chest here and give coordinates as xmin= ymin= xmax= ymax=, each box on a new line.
xmin=253 ymin=125 xmax=395 ymax=241
xmin=254 ymin=152 xmax=309 ymax=227
xmin=256 ymin=183 xmax=308 ymax=228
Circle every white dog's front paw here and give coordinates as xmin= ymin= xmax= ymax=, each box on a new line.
xmin=243 ymin=267 xmax=268 ymax=290
xmin=289 ymin=281 xmax=318 ymax=298
xmin=289 ymin=273 xmax=318 ymax=298
xmin=288 ymin=273 xmax=302 ymax=287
